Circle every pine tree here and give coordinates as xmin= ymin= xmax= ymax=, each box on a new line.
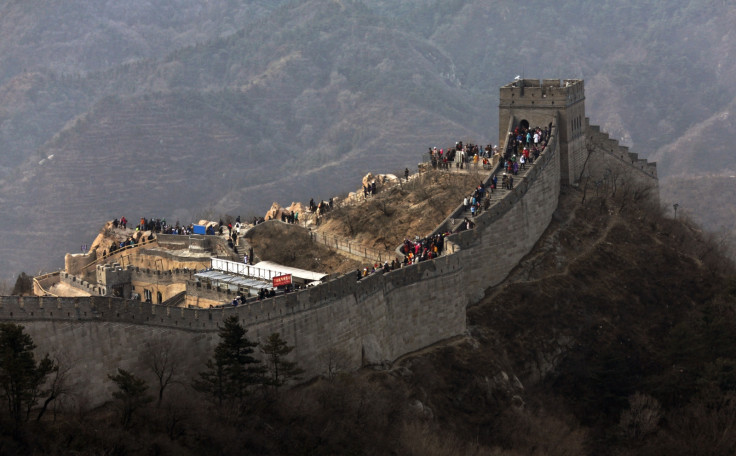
xmin=261 ymin=332 xmax=304 ymax=389
xmin=194 ymin=315 xmax=263 ymax=405
xmin=0 ymin=323 xmax=57 ymax=428
xmin=11 ymin=272 xmax=33 ymax=296
xmin=108 ymin=368 xmax=152 ymax=428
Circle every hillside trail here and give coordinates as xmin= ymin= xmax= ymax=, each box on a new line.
xmin=389 ymin=334 xmax=470 ymax=369
xmin=480 ymin=191 xmax=619 ymax=305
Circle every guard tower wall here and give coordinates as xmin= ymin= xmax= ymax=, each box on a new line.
xmin=499 ymin=79 xmax=586 ymax=185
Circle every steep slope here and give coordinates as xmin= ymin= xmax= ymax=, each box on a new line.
xmin=4 ymin=187 xmax=735 ymax=455
xmin=2 ymin=0 xmax=736 ymax=278
xmin=366 ymin=0 xmax=736 ymax=157
xmin=0 ymin=1 xmax=490 ymax=278
xmin=386 ymin=188 xmax=736 ymax=454
xmin=653 ymin=98 xmax=736 ymax=255
xmin=0 ymin=0 xmax=285 ymax=85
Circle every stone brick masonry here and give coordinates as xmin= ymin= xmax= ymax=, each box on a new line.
xmin=0 ymin=79 xmax=657 ymax=406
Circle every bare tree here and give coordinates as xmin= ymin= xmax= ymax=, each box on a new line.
xmin=318 ymin=347 xmax=351 ymax=381
xmin=36 ymin=351 xmax=74 ymax=422
xmin=619 ymin=392 xmax=661 ymax=440
xmin=577 ymin=134 xmax=600 ymax=185
xmin=145 ymin=337 xmax=181 ymax=407
xmin=371 ymin=198 xmax=395 ymax=217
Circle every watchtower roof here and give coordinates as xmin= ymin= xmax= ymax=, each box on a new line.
xmin=501 ymin=78 xmax=583 ymax=89
xmin=499 ymin=78 xmax=585 ymax=111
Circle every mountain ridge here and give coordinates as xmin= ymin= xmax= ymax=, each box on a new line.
xmin=1 ymin=0 xmax=735 ymax=280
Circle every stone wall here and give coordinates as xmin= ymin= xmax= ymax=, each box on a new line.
xmin=1 ymin=79 xmax=656 ymax=407
xmin=499 ymin=79 xmax=585 ymax=185
xmin=60 ymin=272 xmax=105 ymax=296
xmin=157 ymin=234 xmax=240 ymax=262
xmin=129 ymin=267 xmax=195 ymax=303
xmin=124 ymin=249 xmax=211 ymax=271
xmin=65 ymin=252 xmax=97 ymax=277
xmin=0 ymin=250 xmax=466 ymax=404
xmin=583 ymin=120 xmax=659 ymax=200
xmin=448 ymin=115 xmax=562 ymax=301
xmin=185 ymin=279 xmax=244 ymax=308
xmin=0 ymin=116 xmax=561 ymax=407
xmin=33 ymin=272 xmax=61 ymax=296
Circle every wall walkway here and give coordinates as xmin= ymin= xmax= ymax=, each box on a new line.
xmin=1 ymin=115 xmax=566 ymax=406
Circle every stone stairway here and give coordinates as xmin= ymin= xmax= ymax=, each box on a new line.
xmin=451 ymin=161 xmax=532 ymax=231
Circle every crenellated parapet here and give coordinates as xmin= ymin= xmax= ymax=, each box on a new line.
xmin=129 ymin=266 xmax=197 ymax=283
xmin=500 ymin=79 xmax=586 ymax=185
xmin=583 ymin=119 xmax=658 ymax=200
xmin=60 ymin=271 xmax=107 ymax=296
xmin=1 ymin=78 xmax=657 ymax=407
xmin=585 ymin=121 xmax=658 ymax=178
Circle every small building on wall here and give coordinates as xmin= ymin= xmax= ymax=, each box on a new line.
xmin=499 ymin=78 xmax=587 ymax=186
xmin=185 ymin=258 xmax=328 ymax=308
xmin=498 ymin=78 xmax=657 ymax=200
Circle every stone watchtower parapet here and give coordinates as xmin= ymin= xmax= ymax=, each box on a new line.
xmin=584 ymin=119 xmax=658 ymax=198
xmin=96 ymin=263 xmax=133 ymax=298
xmin=499 ymin=79 xmax=587 ymax=185
xmin=3 ymin=77 xmax=660 ymax=408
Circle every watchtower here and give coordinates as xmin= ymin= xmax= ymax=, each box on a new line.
xmin=499 ymin=79 xmax=586 ymax=185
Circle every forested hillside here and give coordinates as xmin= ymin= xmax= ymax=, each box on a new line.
xmin=0 ymin=0 xmax=734 ymax=278
xmin=2 ymin=183 xmax=735 ymax=455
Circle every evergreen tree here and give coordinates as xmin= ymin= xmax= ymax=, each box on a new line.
xmin=261 ymin=332 xmax=304 ymax=389
xmin=108 ymin=368 xmax=152 ymax=428
xmin=0 ymin=323 xmax=57 ymax=428
xmin=11 ymin=272 xmax=33 ymax=296
xmin=194 ymin=315 xmax=263 ymax=405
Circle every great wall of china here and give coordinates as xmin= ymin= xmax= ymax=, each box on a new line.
xmin=0 ymin=79 xmax=658 ymax=404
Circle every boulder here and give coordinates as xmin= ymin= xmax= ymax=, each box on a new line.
xmin=264 ymin=202 xmax=283 ymax=221
xmin=285 ymin=201 xmax=307 ymax=216
xmin=360 ymin=173 xmax=398 ymax=193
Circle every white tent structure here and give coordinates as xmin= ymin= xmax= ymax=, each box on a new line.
xmin=207 ymin=258 xmax=327 ymax=286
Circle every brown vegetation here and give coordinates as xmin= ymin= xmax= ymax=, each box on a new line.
xmin=387 ymin=187 xmax=736 ymax=454
xmin=2 ymin=186 xmax=736 ymax=455
xmin=245 ymin=221 xmax=363 ymax=274
xmin=246 ymin=169 xmax=481 ymax=274
xmin=318 ymin=169 xmax=482 ymax=250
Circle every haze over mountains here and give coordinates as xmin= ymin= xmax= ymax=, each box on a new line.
xmin=1 ymin=0 xmax=734 ymax=279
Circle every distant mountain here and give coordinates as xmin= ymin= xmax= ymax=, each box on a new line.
xmin=0 ymin=0 xmax=283 ymax=85
xmin=1 ymin=0 xmax=735 ymax=279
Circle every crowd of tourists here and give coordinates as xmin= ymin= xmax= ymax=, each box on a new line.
xmin=400 ymin=232 xmax=447 ymax=265
xmin=355 ymin=231 xmax=451 ymax=281
xmin=462 ymin=182 xmax=494 ymax=218
xmin=427 ymin=141 xmax=498 ymax=170
xmin=112 ymin=216 xmax=201 ymax=235
xmin=461 ymin=123 xmax=552 ymax=220
xmin=309 ymin=198 xmax=334 ymax=217
xmin=281 ymin=211 xmax=299 ymax=224
xmin=500 ymin=123 xmax=551 ymax=174
xmin=109 ymin=214 xmax=245 ymax=259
